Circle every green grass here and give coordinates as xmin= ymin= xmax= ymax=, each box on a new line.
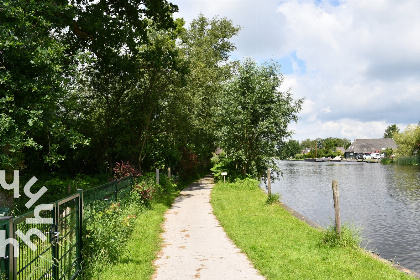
xmin=91 ymin=191 xmax=179 ymax=280
xmin=211 ymin=179 xmax=415 ymax=280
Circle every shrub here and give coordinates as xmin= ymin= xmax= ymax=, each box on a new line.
xmin=177 ymin=148 xmax=208 ymax=182
xmin=112 ymin=161 xmax=141 ymax=180
xmin=158 ymin=174 xmax=177 ymax=193
xmin=211 ymin=152 xmax=242 ymax=182
xmin=132 ymin=182 xmax=156 ymax=207
xmin=294 ymin=154 xmax=305 ymax=160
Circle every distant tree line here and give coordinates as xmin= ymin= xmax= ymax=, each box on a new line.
xmin=287 ymin=138 xmax=351 ymax=159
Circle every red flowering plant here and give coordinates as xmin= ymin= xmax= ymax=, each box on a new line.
xmin=112 ymin=161 xmax=141 ymax=181
xmin=132 ymin=182 xmax=156 ymax=207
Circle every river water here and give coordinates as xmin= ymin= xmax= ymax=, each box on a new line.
xmin=272 ymin=160 xmax=420 ymax=273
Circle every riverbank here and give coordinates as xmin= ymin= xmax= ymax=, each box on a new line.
xmin=211 ymin=179 xmax=416 ymax=279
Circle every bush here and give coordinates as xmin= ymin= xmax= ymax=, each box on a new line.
xmin=158 ymin=173 xmax=177 ymax=193
xmin=294 ymin=154 xmax=305 ymax=160
xmin=112 ymin=161 xmax=141 ymax=180
xmin=381 ymin=157 xmax=394 ymax=164
xmin=132 ymin=182 xmax=156 ymax=207
xmin=210 ymin=152 xmax=243 ymax=182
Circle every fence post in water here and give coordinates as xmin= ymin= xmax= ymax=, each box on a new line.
xmin=156 ymin=169 xmax=159 ymax=185
xmin=332 ymin=180 xmax=341 ymax=235
xmin=267 ymin=169 xmax=271 ymax=195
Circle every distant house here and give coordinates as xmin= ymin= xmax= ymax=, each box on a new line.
xmin=302 ymin=148 xmax=311 ymax=155
xmin=344 ymin=138 xmax=397 ymax=159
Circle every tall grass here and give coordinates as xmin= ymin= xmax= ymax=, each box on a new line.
xmin=322 ymin=222 xmax=363 ymax=249
xmin=396 ymin=156 xmax=420 ymax=165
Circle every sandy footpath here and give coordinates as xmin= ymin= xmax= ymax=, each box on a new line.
xmin=153 ymin=175 xmax=265 ymax=280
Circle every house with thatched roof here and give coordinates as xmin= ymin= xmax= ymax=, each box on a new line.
xmin=344 ymin=138 xmax=397 ymax=159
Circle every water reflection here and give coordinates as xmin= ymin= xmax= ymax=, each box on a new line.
xmin=273 ymin=161 xmax=420 ymax=273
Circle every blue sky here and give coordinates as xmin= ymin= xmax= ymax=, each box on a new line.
xmin=171 ymin=0 xmax=420 ymax=141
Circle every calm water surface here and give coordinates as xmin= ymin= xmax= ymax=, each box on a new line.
xmin=272 ymin=161 xmax=420 ymax=272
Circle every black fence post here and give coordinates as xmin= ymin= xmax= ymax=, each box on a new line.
xmin=76 ymin=189 xmax=83 ymax=275
xmin=114 ymin=180 xmax=118 ymax=201
xmin=0 ymin=216 xmax=14 ymax=280
xmin=52 ymin=202 xmax=59 ymax=279
xmin=8 ymin=216 xmax=13 ymax=280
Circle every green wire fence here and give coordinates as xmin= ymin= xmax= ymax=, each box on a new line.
xmin=0 ymin=176 xmax=134 ymax=280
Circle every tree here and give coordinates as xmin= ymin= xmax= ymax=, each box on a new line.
xmin=299 ymin=137 xmax=350 ymax=158
xmin=300 ymin=139 xmax=316 ymax=149
xmin=384 ymin=124 xmax=399 ymax=138
xmin=67 ymin=0 xmax=180 ymax=172
xmin=282 ymin=140 xmax=301 ymax=158
xmin=177 ymin=14 xmax=240 ymax=160
xmin=1 ymin=0 xmax=185 ymax=175
xmin=218 ymin=58 xmax=303 ymax=177
xmin=0 ymin=0 xmax=89 ymax=171
xmin=136 ymin=14 xmax=241 ymax=177
xmin=394 ymin=124 xmax=420 ymax=157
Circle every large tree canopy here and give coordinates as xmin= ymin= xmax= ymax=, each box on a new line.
xmin=217 ymin=58 xmax=303 ymax=177
xmin=1 ymin=2 xmax=306 ymax=182
xmin=0 ymin=0 xmax=83 ymax=170
xmin=1 ymin=0 xmax=181 ymax=174
xmin=0 ymin=2 xmax=246 ymax=180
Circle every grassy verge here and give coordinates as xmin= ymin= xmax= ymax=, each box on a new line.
xmin=93 ymin=191 xmax=179 ymax=280
xmin=211 ymin=179 xmax=415 ymax=280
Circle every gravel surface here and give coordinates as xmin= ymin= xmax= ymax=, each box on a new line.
xmin=153 ymin=175 xmax=265 ymax=280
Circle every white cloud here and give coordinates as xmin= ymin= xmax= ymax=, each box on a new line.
xmin=172 ymin=0 xmax=420 ymax=141
xmin=289 ymin=118 xmax=391 ymax=141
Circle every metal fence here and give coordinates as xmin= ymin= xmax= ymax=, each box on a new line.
xmin=0 ymin=176 xmax=133 ymax=280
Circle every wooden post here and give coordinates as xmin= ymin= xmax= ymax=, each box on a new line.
xmin=168 ymin=167 xmax=171 ymax=179
xmin=267 ymin=169 xmax=271 ymax=195
xmin=156 ymin=169 xmax=159 ymax=185
xmin=332 ymin=180 xmax=341 ymax=235
xmin=221 ymin=172 xmax=227 ymax=184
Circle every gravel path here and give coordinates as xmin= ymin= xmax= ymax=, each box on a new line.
xmin=153 ymin=175 xmax=265 ymax=280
